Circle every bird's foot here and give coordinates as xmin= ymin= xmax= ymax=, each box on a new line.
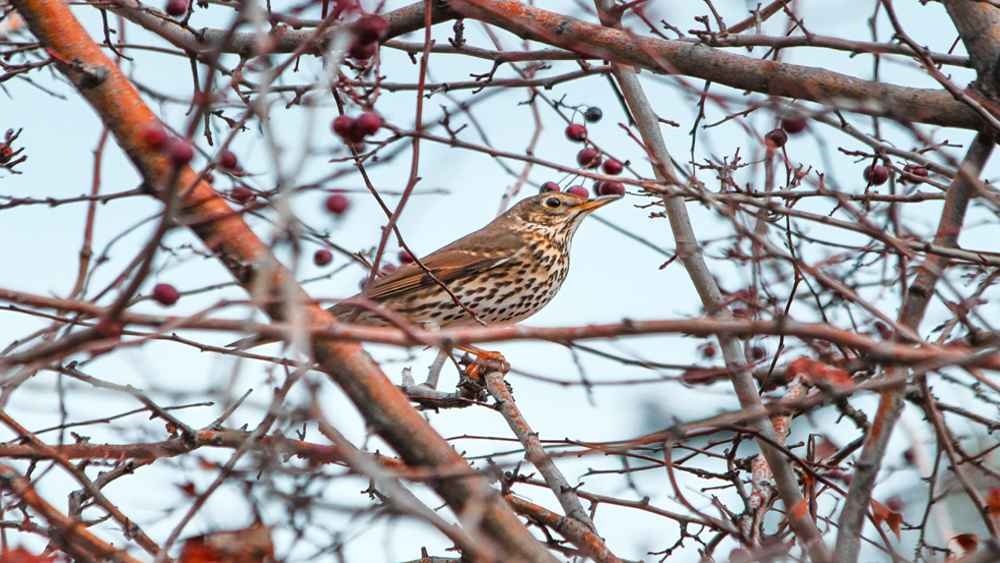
xmin=460 ymin=350 xmax=509 ymax=384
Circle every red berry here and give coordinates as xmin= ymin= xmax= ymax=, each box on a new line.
xmin=230 ymin=186 xmax=253 ymax=204
xmin=583 ymin=107 xmax=603 ymax=123
xmin=0 ymin=146 xmax=12 ymax=164
xmin=601 ymin=159 xmax=623 ymax=175
xmin=349 ymin=40 xmax=378 ymax=61
xmin=325 ymin=194 xmax=350 ymax=215
xmin=352 ymin=13 xmax=387 ymax=44
xmin=353 ymin=112 xmax=382 ymax=137
xmin=764 ymin=129 xmax=788 ymax=148
xmin=381 ymin=264 xmax=398 ymax=274
xmin=702 ymin=344 xmax=717 ymax=358
xmin=152 ymin=283 xmax=180 ymax=306
xmin=204 ymin=172 xmax=214 ymax=184
xmin=333 ymin=115 xmax=355 ymax=138
xmin=540 ymin=181 xmax=560 ymax=193
xmin=218 ymin=150 xmax=238 ymax=170
xmin=95 ymin=317 xmax=124 ymax=338
xmin=577 ymin=147 xmax=602 ymax=169
xmin=595 ymin=181 xmax=625 ymax=197
xmin=732 ymin=306 xmax=748 ymax=317
xmin=398 ymin=250 xmax=415 ymax=264
xmin=565 ymin=124 xmax=587 ymax=143
xmin=165 ymin=0 xmax=187 ymax=16
xmin=142 ymin=125 xmax=169 ymax=150
xmin=781 ymin=117 xmax=808 ymax=134
xmin=166 ymin=138 xmax=194 ymax=165
xmin=864 ymin=164 xmax=889 ymax=185
xmin=313 ymin=249 xmax=333 ymax=266
xmin=565 ymin=185 xmax=588 ymax=198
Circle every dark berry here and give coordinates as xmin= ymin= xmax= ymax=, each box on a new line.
xmin=333 ymin=115 xmax=355 ymax=138
xmin=904 ymin=164 xmax=929 ymax=182
xmin=166 ymin=138 xmax=194 ymax=165
xmin=152 ymin=283 xmax=180 ymax=306
xmin=325 ymin=194 xmax=350 ymax=215
xmin=398 ymin=250 xmax=415 ymax=264
xmin=583 ymin=107 xmax=603 ymax=123
xmin=313 ymin=249 xmax=333 ymax=266
xmin=595 ymin=181 xmax=625 ymax=197
xmin=602 ymin=159 xmax=623 ymax=175
xmin=352 ymin=14 xmax=387 ymax=44
xmin=577 ymin=147 xmax=602 ymax=169
xmin=540 ymin=181 xmax=560 ymax=193
xmin=751 ymin=346 xmax=766 ymax=360
xmin=203 ymin=172 xmax=214 ymax=184
xmin=0 ymin=146 xmax=12 ymax=164
xmin=353 ymin=112 xmax=382 ymax=137
xmin=565 ymin=185 xmax=589 ymax=198
xmin=781 ymin=117 xmax=808 ymax=134
xmin=349 ymin=40 xmax=378 ymax=61
xmin=165 ymin=0 xmax=187 ymax=16
xmin=864 ymin=165 xmax=889 ymax=185
xmin=874 ymin=321 xmax=893 ymax=340
xmin=885 ymin=496 xmax=905 ymax=513
xmin=142 ymin=125 xmax=170 ymax=150
xmin=732 ymin=306 xmax=748 ymax=318
xmin=218 ymin=150 xmax=238 ymax=170
xmin=902 ymin=448 xmax=915 ymax=465
xmin=95 ymin=317 xmax=123 ymax=338
xmin=764 ymin=129 xmax=788 ymax=148
xmin=565 ymin=124 xmax=587 ymax=143
xmin=230 ymin=186 xmax=253 ymax=204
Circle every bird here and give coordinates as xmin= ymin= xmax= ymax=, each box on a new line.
xmin=230 ymin=191 xmax=619 ymax=352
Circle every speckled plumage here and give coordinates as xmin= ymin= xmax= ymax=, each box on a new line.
xmin=229 ymin=192 xmax=617 ymax=349
xmin=332 ymin=191 xmax=618 ymax=328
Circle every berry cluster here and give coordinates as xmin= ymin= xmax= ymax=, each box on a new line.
xmin=764 ymin=116 xmax=808 ymax=149
xmin=332 ymin=112 xmax=382 ymax=147
xmin=559 ymin=107 xmax=627 ymax=198
xmin=142 ymin=125 xmax=195 ymax=165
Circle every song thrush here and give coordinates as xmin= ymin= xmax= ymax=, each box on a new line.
xmin=231 ymin=191 xmax=618 ymax=348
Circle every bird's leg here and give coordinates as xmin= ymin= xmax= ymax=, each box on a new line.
xmin=456 ymin=344 xmax=509 ymax=383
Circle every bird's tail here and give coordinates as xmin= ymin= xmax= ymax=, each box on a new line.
xmin=226 ymin=333 xmax=280 ymax=350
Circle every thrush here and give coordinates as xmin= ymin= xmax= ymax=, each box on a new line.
xmin=231 ymin=191 xmax=618 ymax=350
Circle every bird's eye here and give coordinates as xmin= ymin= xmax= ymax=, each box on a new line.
xmin=545 ymin=197 xmax=561 ymax=209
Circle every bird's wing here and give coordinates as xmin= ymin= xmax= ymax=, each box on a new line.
xmin=368 ymin=232 xmax=519 ymax=301
xmin=366 ymin=225 xmax=524 ymax=302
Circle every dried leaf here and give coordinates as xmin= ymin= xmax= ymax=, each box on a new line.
xmin=986 ymin=487 xmax=1000 ymax=514
xmin=953 ymin=533 xmax=978 ymax=553
xmin=0 ymin=548 xmax=59 ymax=563
xmin=786 ymin=357 xmax=852 ymax=388
xmin=871 ymin=499 xmax=902 ymax=541
xmin=180 ymin=524 xmax=273 ymax=563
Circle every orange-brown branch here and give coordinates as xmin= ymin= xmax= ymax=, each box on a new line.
xmin=6 ymin=0 xmax=555 ymax=560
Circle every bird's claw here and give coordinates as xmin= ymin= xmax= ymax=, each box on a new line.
xmin=461 ymin=350 xmax=509 ymax=383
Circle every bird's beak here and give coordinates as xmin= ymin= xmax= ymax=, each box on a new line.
xmin=573 ymin=194 xmax=621 ymax=213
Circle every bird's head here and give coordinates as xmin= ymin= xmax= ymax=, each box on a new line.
xmin=505 ymin=191 xmax=620 ymax=244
